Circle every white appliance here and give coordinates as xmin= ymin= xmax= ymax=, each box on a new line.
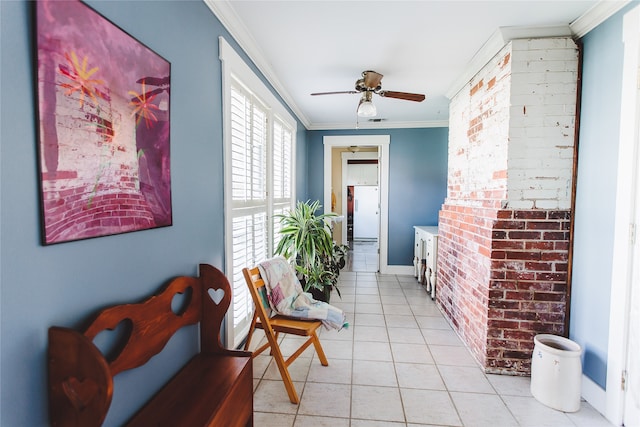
xmin=353 ymin=185 xmax=378 ymax=240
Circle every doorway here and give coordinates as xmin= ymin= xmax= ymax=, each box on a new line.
xmin=323 ymin=135 xmax=390 ymax=273
xmin=342 ymin=151 xmax=379 ymax=245
xmin=345 ymin=153 xmax=380 ymax=272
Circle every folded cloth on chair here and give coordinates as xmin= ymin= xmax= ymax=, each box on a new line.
xmin=257 ymin=256 xmax=347 ymax=331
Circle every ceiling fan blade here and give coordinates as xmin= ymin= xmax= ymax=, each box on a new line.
xmin=311 ymin=90 xmax=359 ymax=96
xmin=363 ymin=71 xmax=383 ymax=89
xmin=378 ymin=90 xmax=426 ymax=102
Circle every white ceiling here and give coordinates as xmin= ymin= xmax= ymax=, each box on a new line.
xmin=206 ymin=1 xmax=627 ymax=130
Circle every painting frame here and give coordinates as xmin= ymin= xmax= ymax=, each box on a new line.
xmin=35 ymin=0 xmax=172 ymax=245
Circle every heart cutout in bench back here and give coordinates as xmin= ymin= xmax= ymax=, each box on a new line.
xmin=93 ymin=318 xmax=133 ymax=363
xmin=171 ymin=286 xmax=193 ymax=316
xmin=63 ymin=376 xmax=99 ymax=410
xmin=207 ymin=288 xmax=225 ymax=305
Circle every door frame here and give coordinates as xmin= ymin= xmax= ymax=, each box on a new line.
xmin=324 ymin=135 xmax=390 ymax=273
xmin=605 ymin=4 xmax=640 ymax=424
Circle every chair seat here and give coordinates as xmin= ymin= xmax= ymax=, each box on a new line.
xmin=256 ymin=316 xmax=323 ymax=336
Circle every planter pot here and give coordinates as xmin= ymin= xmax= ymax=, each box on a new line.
xmin=309 ymin=286 xmax=331 ymax=303
xmin=531 ymin=334 xmax=582 ymax=412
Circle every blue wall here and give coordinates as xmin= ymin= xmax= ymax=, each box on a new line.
xmin=296 ymin=126 xmax=309 ymax=200
xmin=0 ymin=1 xmax=306 ymax=425
xmin=571 ymin=4 xmax=635 ymax=389
xmin=307 ymin=128 xmax=449 ymax=266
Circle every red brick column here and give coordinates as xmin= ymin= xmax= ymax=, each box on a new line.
xmin=438 ymin=204 xmax=494 ymax=368
xmin=437 ymin=207 xmax=571 ymax=375
xmin=487 ymin=209 xmax=570 ymax=374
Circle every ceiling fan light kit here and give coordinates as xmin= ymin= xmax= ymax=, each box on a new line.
xmin=311 ymin=70 xmax=426 ymax=120
xmin=357 ymin=92 xmax=377 ymax=117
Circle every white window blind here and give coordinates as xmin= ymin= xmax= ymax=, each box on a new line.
xmin=228 ymin=85 xmax=268 ymax=344
xmin=220 ymin=37 xmax=296 ymax=349
xmin=272 ymin=118 xmax=293 ymax=254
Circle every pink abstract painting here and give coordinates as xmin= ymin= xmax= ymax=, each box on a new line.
xmin=36 ymin=0 xmax=171 ymax=244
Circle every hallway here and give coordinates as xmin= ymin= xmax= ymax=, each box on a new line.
xmin=250 ymin=244 xmax=612 ymax=426
xmin=345 ymin=240 xmax=379 ymax=273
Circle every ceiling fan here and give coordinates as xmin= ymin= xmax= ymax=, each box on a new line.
xmin=311 ymin=70 xmax=426 ymax=117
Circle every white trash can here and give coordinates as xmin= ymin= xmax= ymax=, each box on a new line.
xmin=530 ymin=334 xmax=582 ymax=412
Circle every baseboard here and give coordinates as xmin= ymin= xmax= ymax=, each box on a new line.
xmin=581 ymin=374 xmax=607 ymax=416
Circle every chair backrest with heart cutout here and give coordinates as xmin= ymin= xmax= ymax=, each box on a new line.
xmin=198 ymin=263 xmax=231 ymax=354
xmin=83 ymin=275 xmax=202 ymax=376
xmin=48 ymin=264 xmax=232 ymax=426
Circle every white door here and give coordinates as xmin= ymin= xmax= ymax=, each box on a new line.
xmin=625 ymin=242 xmax=640 ymax=426
xmin=623 ymin=65 xmax=640 ymax=427
xmin=353 ymin=186 xmax=379 ymax=240
xmin=608 ymin=8 xmax=640 ymax=424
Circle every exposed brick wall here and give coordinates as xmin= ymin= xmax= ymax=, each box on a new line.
xmin=438 ymin=37 xmax=578 ymax=375
xmin=438 ymin=204 xmax=495 ymax=367
xmin=487 ymin=209 xmax=570 ymax=374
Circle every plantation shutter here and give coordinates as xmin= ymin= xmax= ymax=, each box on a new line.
xmin=220 ymin=37 xmax=296 ymax=349
xmin=229 ymin=83 xmax=268 ymax=347
xmin=272 ymin=117 xmax=293 ymax=253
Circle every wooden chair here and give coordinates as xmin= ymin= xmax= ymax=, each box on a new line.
xmin=242 ymin=266 xmax=329 ymax=404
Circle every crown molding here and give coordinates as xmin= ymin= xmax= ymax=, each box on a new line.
xmin=570 ymin=0 xmax=631 ymax=38
xmin=204 ymin=0 xmax=312 ymax=129
xmin=445 ymin=25 xmax=572 ymax=99
xmin=307 ymin=120 xmax=449 ymax=131
xmin=500 ymin=24 xmax=573 ymax=40
xmin=206 ymin=0 xmax=631 ymax=130
xmin=445 ymin=1 xmax=632 ymax=100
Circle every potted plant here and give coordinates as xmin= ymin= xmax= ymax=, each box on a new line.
xmin=301 ymin=261 xmax=338 ymax=302
xmin=274 ymin=200 xmax=347 ymax=302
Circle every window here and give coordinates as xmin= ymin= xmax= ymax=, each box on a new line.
xmin=220 ymin=37 xmax=296 ymax=348
xmin=272 ymin=117 xmax=293 ymax=252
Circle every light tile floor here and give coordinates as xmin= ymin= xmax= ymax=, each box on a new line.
xmin=250 ymin=244 xmax=613 ymax=426
xmin=345 ymin=239 xmax=379 ymax=272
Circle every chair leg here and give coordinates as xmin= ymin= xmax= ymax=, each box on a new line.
xmin=311 ymin=333 xmax=329 ymax=366
xmin=269 ymin=331 xmax=281 ymax=356
xmin=265 ymin=333 xmax=299 ymax=404
xmin=285 ymin=337 xmax=315 ymax=366
xmin=243 ymin=311 xmax=259 ymax=351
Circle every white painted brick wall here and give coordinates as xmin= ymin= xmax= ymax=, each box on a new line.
xmin=508 ymin=38 xmax=578 ymax=210
xmin=447 ymin=37 xmax=578 ymax=210
xmin=447 ymin=43 xmax=511 ymax=208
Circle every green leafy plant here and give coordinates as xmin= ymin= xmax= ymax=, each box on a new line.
xmin=275 ymin=200 xmax=347 ymax=301
xmin=298 ymin=261 xmax=337 ymax=302
xmin=332 ymin=242 xmax=349 ymax=270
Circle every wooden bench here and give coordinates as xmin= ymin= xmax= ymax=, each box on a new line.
xmin=47 ymin=264 xmax=253 ymax=427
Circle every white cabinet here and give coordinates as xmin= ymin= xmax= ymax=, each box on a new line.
xmin=413 ymin=226 xmax=438 ymax=299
